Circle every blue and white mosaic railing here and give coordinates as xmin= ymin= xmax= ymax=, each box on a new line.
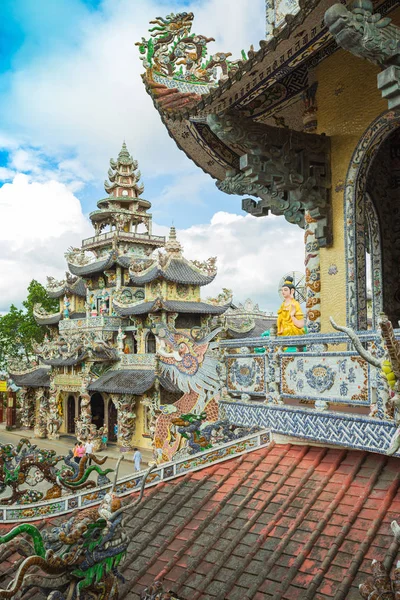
xmin=220 ymin=328 xmax=399 ymax=454
xmin=221 ymin=329 xmax=390 ymax=409
xmin=0 ymin=429 xmax=270 ymax=523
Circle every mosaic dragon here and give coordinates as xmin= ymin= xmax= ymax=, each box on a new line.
xmin=0 ymin=439 xmax=113 ymax=505
xmin=171 ymin=412 xmax=259 ymax=455
xmin=0 ymin=460 xmax=155 ymax=600
xmin=136 ymin=12 xmax=234 ymax=83
xmin=152 ymin=324 xmax=222 ymax=462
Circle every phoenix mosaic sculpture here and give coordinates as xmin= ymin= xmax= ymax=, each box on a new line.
xmin=152 ymin=324 xmax=221 ymax=462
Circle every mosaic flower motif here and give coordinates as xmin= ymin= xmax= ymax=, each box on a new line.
xmin=305 ymin=365 xmax=335 ymax=393
xmin=328 ymin=264 xmax=338 ymax=276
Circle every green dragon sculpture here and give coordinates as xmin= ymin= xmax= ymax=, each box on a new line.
xmin=0 ymin=459 xmax=155 ymax=600
xmin=0 ymin=439 xmax=113 ymax=505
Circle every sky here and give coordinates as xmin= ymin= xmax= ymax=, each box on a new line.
xmin=0 ymin=0 xmax=305 ymax=313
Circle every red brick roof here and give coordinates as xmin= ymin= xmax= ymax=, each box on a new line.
xmin=120 ymin=442 xmax=400 ymax=600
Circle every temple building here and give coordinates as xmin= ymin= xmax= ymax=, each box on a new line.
xmin=9 ymin=143 xmax=229 ymax=450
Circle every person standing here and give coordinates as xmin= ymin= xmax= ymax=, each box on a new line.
xmin=133 ymin=448 xmax=142 ymax=472
xmin=76 ymin=442 xmax=86 ymax=464
xmin=85 ymin=439 xmax=94 ymax=466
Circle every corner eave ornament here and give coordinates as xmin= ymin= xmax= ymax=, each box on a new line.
xmin=325 ymin=0 xmax=400 ymax=109
xmin=206 ymin=112 xmax=332 ymax=247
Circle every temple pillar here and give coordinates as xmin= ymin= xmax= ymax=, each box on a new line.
xmin=304 ymin=211 xmax=321 ymax=334
xmin=34 ymin=387 xmax=48 ymax=438
xmin=47 ymin=379 xmax=63 ymax=440
xmin=110 ymin=393 xmax=136 ymax=451
xmin=19 ymin=387 xmax=35 ymax=429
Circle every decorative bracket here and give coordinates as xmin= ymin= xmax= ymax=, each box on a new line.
xmin=206 ymin=111 xmax=331 ymax=247
xmin=325 ymin=0 xmax=400 ymax=109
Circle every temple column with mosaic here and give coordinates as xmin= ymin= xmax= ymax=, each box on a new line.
xmin=9 ymin=143 xmax=230 ymax=452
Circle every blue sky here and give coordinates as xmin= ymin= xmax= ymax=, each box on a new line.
xmin=0 ymin=0 xmax=265 ymax=228
xmin=0 ymin=0 xmax=305 ymax=312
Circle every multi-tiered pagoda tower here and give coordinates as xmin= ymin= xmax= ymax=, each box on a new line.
xmin=10 ymin=144 xmax=229 ymax=453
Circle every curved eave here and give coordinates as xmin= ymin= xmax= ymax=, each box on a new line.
xmin=141 ymin=0 xmax=338 ymax=180
xmin=130 ymin=258 xmax=216 ymax=286
xmin=34 ymin=312 xmax=62 ymax=325
xmin=113 ymin=299 xmax=229 ymax=316
xmin=68 ymin=253 xmax=116 ymax=276
xmin=46 ymin=278 xmax=86 ymax=298
xmin=10 ymin=368 xmax=50 ymax=388
xmin=40 ymin=353 xmax=87 ymax=367
xmin=89 ymin=208 xmax=135 ymax=222
xmin=88 ymin=369 xmax=155 ymax=395
xmin=97 ymin=197 xmax=150 ymax=210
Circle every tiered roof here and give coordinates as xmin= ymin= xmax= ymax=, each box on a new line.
xmin=129 ymin=227 xmax=216 ymax=287
xmin=91 ymin=142 xmax=151 ymax=224
xmin=46 ymin=276 xmax=86 ymax=298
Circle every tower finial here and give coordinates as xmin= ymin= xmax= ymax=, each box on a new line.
xmin=166 ymin=226 xmax=182 ymax=256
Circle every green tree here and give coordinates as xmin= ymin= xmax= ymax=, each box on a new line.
xmin=0 ymin=280 xmax=58 ymax=369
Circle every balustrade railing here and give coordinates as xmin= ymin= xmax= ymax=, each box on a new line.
xmin=59 ymin=315 xmax=125 ymax=331
xmin=82 ymin=230 xmax=165 ymax=247
xmin=118 ymin=353 xmax=156 ymax=368
xmin=221 ymin=329 xmax=393 ymax=416
xmin=1 ymin=429 xmax=270 ymax=522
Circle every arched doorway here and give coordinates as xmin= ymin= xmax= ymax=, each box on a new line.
xmin=345 ymin=110 xmax=400 ymax=329
xmin=108 ymin=400 xmax=118 ymax=442
xmin=90 ymin=393 xmax=105 ymax=429
xmin=67 ymin=395 xmax=76 ymax=434
xmin=146 ymin=331 xmax=156 ymax=353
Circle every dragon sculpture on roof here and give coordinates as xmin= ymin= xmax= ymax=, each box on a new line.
xmin=136 ymin=12 xmax=236 ymax=85
xmin=0 ymin=460 xmax=155 ymax=600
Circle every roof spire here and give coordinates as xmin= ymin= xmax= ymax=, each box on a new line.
xmin=118 ymin=141 xmax=130 ymax=161
xmin=165 ymin=226 xmax=182 ymax=256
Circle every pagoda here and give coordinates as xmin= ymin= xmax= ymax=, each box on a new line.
xmin=10 ymin=143 xmax=229 ymax=454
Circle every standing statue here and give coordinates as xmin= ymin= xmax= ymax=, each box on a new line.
xmin=277 ymin=276 xmax=305 ymax=337
xmin=63 ymin=295 xmax=70 ymax=320
xmin=117 ymin=326 xmax=126 ymax=354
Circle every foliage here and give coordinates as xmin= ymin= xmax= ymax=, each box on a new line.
xmin=0 ymin=280 xmax=58 ymax=369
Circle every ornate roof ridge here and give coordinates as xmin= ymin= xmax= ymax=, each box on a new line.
xmin=46 ymin=275 xmax=87 ymax=298
xmin=140 ymin=1 xmax=323 ymax=120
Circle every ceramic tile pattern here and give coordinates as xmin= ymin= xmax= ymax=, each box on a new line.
xmin=113 ymin=443 xmax=400 ymax=599
xmin=1 ymin=443 xmax=400 ymax=598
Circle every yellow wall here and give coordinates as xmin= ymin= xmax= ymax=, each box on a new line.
xmin=316 ymin=49 xmax=387 ymax=331
xmin=131 ymin=398 xmax=153 ymax=450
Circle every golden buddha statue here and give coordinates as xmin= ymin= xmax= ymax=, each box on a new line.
xmin=277 ymin=276 xmax=305 ymax=337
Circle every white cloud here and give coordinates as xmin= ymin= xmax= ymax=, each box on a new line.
xmin=0 ymin=0 xmax=265 ymax=183
xmin=0 ymin=0 xmax=304 ymax=314
xmin=0 ymin=174 xmax=91 ymax=310
xmin=154 ymin=212 xmax=305 ymax=312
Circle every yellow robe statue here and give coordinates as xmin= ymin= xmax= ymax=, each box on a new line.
xmin=277 ymin=299 xmax=305 ymax=336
